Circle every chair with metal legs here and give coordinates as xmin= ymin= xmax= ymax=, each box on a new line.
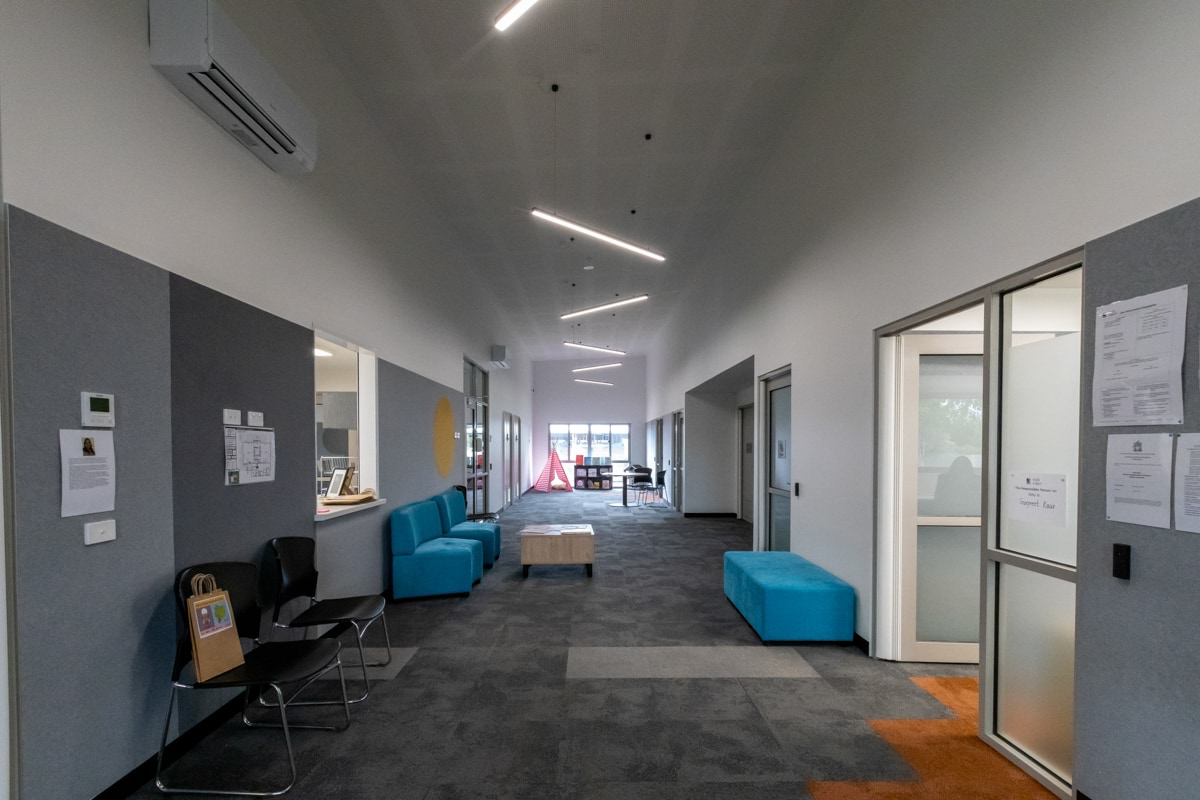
xmin=156 ymin=561 xmax=351 ymax=796
xmin=265 ymin=537 xmax=390 ymax=705
xmin=642 ymin=470 xmax=668 ymax=507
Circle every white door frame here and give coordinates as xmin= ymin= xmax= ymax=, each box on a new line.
xmin=737 ymin=404 xmax=754 ymax=523
xmin=758 ymin=366 xmax=791 ymax=553
xmin=873 ymin=250 xmax=1082 ymax=799
xmin=896 ymin=334 xmax=983 ymax=663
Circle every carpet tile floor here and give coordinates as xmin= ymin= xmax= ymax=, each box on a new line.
xmin=137 ymin=487 xmax=1050 ymax=799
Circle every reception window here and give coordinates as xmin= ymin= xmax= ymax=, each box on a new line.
xmin=314 ymin=333 xmax=377 ymax=501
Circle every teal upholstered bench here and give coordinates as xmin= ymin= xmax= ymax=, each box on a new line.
xmin=724 ymin=551 xmax=855 ymax=642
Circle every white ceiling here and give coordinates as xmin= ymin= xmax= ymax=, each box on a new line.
xmin=299 ymin=0 xmax=863 ymax=359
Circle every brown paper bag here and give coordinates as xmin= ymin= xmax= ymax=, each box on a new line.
xmin=186 ymin=573 xmax=245 ymax=682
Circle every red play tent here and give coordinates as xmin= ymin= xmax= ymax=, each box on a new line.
xmin=533 ymin=449 xmax=573 ymax=492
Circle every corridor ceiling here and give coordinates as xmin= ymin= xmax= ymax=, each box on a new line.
xmin=301 ymin=0 xmax=862 ymax=359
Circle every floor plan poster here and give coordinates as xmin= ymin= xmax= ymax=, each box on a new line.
xmin=224 ymin=426 xmax=276 ymax=486
xmin=1092 ymin=284 xmax=1187 ymax=426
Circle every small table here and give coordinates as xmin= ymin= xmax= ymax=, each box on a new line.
xmin=520 ymin=524 xmax=595 ymax=578
xmin=609 ymin=469 xmax=652 ymax=508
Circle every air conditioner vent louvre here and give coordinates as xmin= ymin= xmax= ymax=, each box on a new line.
xmin=149 ymin=0 xmax=317 ymax=174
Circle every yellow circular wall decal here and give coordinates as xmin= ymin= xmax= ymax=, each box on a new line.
xmin=433 ymin=396 xmax=455 ymax=478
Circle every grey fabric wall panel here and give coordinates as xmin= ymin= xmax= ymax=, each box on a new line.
xmin=378 ymin=358 xmax=465 ymax=509
xmin=313 ymin=358 xmax=465 ymax=597
xmin=6 ymin=207 xmax=177 ymax=800
xmin=1076 ymin=197 xmax=1200 ymax=799
xmin=169 ymin=274 xmax=315 ymax=573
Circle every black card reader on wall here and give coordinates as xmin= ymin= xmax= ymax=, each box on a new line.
xmin=1113 ymin=543 xmax=1131 ymax=580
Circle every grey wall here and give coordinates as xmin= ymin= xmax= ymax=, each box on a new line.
xmin=169 ymin=274 xmax=315 ymax=572
xmin=314 ymin=358 xmax=464 ymax=598
xmin=2 ymin=208 xmax=474 ymax=798
xmin=1076 ymin=197 xmax=1200 ymax=799
xmin=6 ymin=207 xmax=177 ymax=800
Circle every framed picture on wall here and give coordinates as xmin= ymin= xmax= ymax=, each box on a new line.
xmin=326 ymin=468 xmax=349 ymax=498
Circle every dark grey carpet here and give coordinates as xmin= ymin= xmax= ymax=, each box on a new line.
xmin=136 ymin=488 xmax=976 ymax=799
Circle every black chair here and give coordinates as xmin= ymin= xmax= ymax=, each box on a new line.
xmin=156 ymin=561 xmax=350 ymax=797
xmin=628 ymin=467 xmax=654 ymax=502
xmin=454 ymin=484 xmax=500 ymax=521
xmin=640 ymin=470 xmax=667 ymax=507
xmin=266 ymin=537 xmax=390 ymax=705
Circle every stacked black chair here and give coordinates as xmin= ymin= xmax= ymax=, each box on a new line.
xmin=266 ymin=537 xmax=390 ymax=705
xmin=156 ymin=561 xmax=351 ymax=796
xmin=454 ymin=483 xmax=500 ymax=521
xmin=629 ymin=465 xmax=654 ymax=505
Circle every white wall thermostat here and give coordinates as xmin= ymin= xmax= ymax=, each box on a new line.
xmin=81 ymin=392 xmax=115 ymax=427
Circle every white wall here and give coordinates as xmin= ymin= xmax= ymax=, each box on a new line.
xmin=646 ymin=0 xmax=1200 ymax=637
xmin=532 ymin=357 xmax=647 ymax=470
xmin=0 ymin=0 xmax=530 ymax=407
xmin=682 ymin=392 xmax=739 ymax=514
xmin=487 ymin=358 xmax=534 ymax=510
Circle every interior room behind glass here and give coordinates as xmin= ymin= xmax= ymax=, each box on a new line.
xmin=314 ymin=336 xmax=359 ymax=495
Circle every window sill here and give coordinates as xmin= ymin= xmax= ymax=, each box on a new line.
xmin=314 ymin=498 xmax=387 ymax=523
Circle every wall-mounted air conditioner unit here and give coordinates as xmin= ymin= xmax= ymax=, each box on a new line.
xmin=490 ymin=346 xmax=511 ymax=370
xmin=149 ymin=0 xmax=317 ymax=174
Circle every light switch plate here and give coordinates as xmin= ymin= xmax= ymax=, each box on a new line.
xmin=84 ymin=519 xmax=117 ymax=545
xmin=223 ymin=408 xmax=241 ymax=425
xmin=247 ymin=411 xmax=264 ymax=427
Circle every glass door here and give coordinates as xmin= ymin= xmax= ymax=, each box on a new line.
xmin=463 ymin=359 xmax=489 ymax=516
xmin=671 ymin=412 xmax=684 ymax=510
xmin=512 ymin=415 xmax=522 ymax=502
xmin=898 ymin=334 xmax=983 ymax=662
xmin=765 ymin=373 xmax=791 ymax=551
xmin=982 ymin=265 xmax=1082 ymax=797
xmin=501 ymin=412 xmax=512 ymax=508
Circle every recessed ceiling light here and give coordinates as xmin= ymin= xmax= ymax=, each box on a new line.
xmin=575 ymin=378 xmax=614 ymax=387
xmin=494 ymin=0 xmax=541 ymax=31
xmin=583 ymin=264 xmax=594 ymax=270
xmin=313 ymin=348 xmax=333 ymax=357
xmin=564 ymin=341 xmax=626 ymax=356
xmin=572 ymin=362 xmax=622 ymax=373
xmin=560 ymin=295 xmax=649 ymax=320
xmin=532 ymin=208 xmax=665 ymax=262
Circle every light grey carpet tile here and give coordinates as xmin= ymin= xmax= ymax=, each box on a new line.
xmin=566 ymin=646 xmax=819 ymax=679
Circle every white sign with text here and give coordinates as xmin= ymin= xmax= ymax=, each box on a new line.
xmin=1006 ymin=472 xmax=1067 ymax=528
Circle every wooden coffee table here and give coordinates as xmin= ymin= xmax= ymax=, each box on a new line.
xmin=519 ymin=524 xmax=595 ymax=578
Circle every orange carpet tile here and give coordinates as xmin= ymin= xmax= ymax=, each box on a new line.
xmin=808 ymin=677 xmax=1054 ymax=800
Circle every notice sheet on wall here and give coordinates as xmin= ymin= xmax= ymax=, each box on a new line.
xmin=1106 ymin=433 xmax=1173 ymax=529
xmin=1006 ymin=472 xmax=1067 ymax=528
xmin=224 ymin=426 xmax=276 ymax=486
xmin=1092 ymin=285 xmax=1187 ymax=426
xmin=60 ymin=429 xmax=115 ymax=517
xmin=1174 ymin=433 xmax=1200 ymax=534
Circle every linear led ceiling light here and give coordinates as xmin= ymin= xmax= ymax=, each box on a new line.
xmin=575 ymin=378 xmax=614 ymax=387
xmin=532 ymin=208 xmax=666 ymax=262
xmin=313 ymin=348 xmax=333 ymax=357
xmin=560 ymin=295 xmax=649 ymax=320
xmin=494 ymin=0 xmax=541 ymax=31
xmin=563 ymin=341 xmax=627 ymax=356
xmin=572 ymin=362 xmax=622 ymax=373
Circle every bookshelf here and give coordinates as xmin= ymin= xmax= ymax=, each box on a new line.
xmin=573 ymin=463 xmax=613 ymax=490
